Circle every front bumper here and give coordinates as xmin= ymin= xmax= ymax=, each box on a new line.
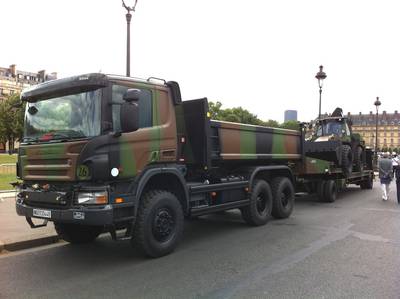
xmin=17 ymin=198 xmax=119 ymax=226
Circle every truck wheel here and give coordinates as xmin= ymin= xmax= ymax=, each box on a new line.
xmin=323 ymin=180 xmax=337 ymax=203
xmin=132 ymin=190 xmax=184 ymax=258
xmin=354 ymin=146 xmax=363 ymax=172
xmin=271 ymin=177 xmax=295 ymax=219
xmin=316 ymin=181 xmax=326 ymax=201
xmin=341 ymin=145 xmax=353 ymax=177
xmin=241 ymin=180 xmax=272 ymax=226
xmin=54 ymin=223 xmax=102 ymax=244
xmin=360 ymin=176 xmax=373 ymax=189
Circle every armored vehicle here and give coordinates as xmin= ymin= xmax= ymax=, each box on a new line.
xmin=15 ymin=73 xmax=302 ymax=257
xmin=304 ymin=108 xmax=366 ymax=177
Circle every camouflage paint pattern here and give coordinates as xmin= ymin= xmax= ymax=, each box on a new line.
xmin=299 ymin=157 xmax=331 ymax=175
xmin=215 ymin=121 xmax=301 ymax=161
xmin=115 ymin=83 xmax=177 ymax=179
xmin=19 ymin=140 xmax=87 ymax=181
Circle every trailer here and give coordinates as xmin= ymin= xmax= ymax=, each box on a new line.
xmin=295 ymin=147 xmax=374 ymax=202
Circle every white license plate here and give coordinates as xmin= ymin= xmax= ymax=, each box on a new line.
xmin=33 ymin=209 xmax=52 ymax=219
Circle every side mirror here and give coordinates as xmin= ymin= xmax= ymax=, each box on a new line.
xmin=120 ymin=102 xmax=139 ymax=133
xmin=123 ymin=89 xmax=140 ymax=102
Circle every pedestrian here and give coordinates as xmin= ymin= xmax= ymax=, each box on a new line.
xmin=394 ymin=157 xmax=400 ymax=204
xmin=378 ymin=152 xmax=393 ymax=201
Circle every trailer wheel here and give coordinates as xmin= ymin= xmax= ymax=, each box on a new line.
xmin=354 ymin=146 xmax=363 ymax=172
xmin=341 ymin=145 xmax=353 ymax=177
xmin=132 ymin=190 xmax=183 ymax=258
xmin=316 ymin=181 xmax=326 ymax=201
xmin=271 ymin=177 xmax=295 ymax=219
xmin=54 ymin=223 xmax=102 ymax=244
xmin=241 ymin=180 xmax=272 ymax=226
xmin=323 ymin=180 xmax=337 ymax=203
xmin=360 ymin=176 xmax=373 ymax=190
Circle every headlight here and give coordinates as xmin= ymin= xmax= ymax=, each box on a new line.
xmin=76 ymin=191 xmax=108 ymax=205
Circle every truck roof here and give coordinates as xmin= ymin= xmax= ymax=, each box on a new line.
xmin=21 ymin=73 xmax=169 ymax=102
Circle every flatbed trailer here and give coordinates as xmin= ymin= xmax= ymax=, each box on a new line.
xmin=295 ymin=150 xmax=374 ymax=202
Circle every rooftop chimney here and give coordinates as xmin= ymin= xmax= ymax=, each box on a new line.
xmin=9 ymin=64 xmax=16 ymax=77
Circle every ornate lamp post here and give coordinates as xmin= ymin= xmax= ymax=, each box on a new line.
xmin=315 ymin=65 xmax=327 ymax=120
xmin=374 ymin=96 xmax=381 ymax=166
xmin=122 ymin=0 xmax=138 ymax=77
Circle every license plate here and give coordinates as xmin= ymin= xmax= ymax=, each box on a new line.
xmin=33 ymin=209 xmax=52 ymax=219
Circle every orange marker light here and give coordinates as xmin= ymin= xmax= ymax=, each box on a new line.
xmin=95 ymin=195 xmax=108 ymax=204
xmin=115 ymin=197 xmax=124 ymax=204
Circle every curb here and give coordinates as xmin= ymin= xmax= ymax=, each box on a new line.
xmin=1 ymin=234 xmax=60 ymax=253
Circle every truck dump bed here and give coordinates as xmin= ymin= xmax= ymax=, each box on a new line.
xmin=176 ymin=98 xmax=302 ymax=170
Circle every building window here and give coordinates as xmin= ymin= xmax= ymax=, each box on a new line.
xmin=10 ymin=90 xmax=14 ymax=95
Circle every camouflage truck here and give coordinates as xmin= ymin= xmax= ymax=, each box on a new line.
xmin=15 ymin=73 xmax=302 ymax=257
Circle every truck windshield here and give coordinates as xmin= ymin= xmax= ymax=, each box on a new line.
xmin=316 ymin=121 xmax=343 ymax=137
xmin=23 ymin=89 xmax=101 ymax=143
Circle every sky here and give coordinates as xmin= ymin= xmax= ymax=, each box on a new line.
xmin=1 ymin=0 xmax=400 ymax=122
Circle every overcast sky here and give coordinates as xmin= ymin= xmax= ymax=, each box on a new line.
xmin=1 ymin=0 xmax=399 ymax=122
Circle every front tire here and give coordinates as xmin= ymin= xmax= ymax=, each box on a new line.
xmin=132 ymin=190 xmax=184 ymax=258
xmin=241 ymin=180 xmax=273 ymax=226
xmin=271 ymin=177 xmax=295 ymax=219
xmin=54 ymin=223 xmax=102 ymax=244
xmin=341 ymin=145 xmax=353 ymax=177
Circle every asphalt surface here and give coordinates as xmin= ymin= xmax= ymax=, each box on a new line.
xmin=1 ymin=181 xmax=400 ymax=299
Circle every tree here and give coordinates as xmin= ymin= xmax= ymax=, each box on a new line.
xmin=0 ymin=93 xmax=25 ymax=153
xmin=208 ymin=101 xmax=280 ymax=127
xmin=280 ymin=120 xmax=300 ymax=130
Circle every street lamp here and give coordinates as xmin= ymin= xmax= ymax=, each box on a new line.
xmin=315 ymin=65 xmax=327 ymax=120
xmin=374 ymin=96 xmax=381 ymax=165
xmin=122 ymin=0 xmax=138 ymax=77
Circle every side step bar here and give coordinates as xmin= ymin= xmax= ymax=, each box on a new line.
xmin=191 ymin=199 xmax=250 ymax=216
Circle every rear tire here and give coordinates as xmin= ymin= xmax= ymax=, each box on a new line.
xmin=132 ymin=190 xmax=184 ymax=258
xmin=323 ymin=180 xmax=337 ymax=203
xmin=360 ymin=176 xmax=373 ymax=189
xmin=54 ymin=223 xmax=102 ymax=244
xmin=241 ymin=180 xmax=273 ymax=226
xmin=341 ymin=145 xmax=353 ymax=177
xmin=271 ymin=177 xmax=295 ymax=219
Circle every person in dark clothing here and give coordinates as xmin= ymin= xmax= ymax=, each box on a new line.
xmin=394 ymin=162 xmax=400 ymax=204
xmin=378 ymin=152 xmax=393 ymax=201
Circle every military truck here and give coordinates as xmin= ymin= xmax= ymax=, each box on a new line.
xmin=305 ymin=108 xmax=366 ymax=177
xmin=15 ymin=73 xmax=303 ymax=257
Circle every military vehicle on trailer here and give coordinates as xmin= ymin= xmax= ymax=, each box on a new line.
xmin=15 ymin=73 xmax=303 ymax=257
xmin=305 ymin=108 xmax=366 ymax=177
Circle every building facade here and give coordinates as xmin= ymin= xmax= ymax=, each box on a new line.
xmin=349 ymin=110 xmax=400 ymax=152
xmin=0 ymin=64 xmax=57 ymax=101
xmin=284 ymin=110 xmax=298 ymax=122
xmin=0 ymin=64 xmax=57 ymax=152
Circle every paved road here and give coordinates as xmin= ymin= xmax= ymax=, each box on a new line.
xmin=1 ymin=181 xmax=400 ymax=299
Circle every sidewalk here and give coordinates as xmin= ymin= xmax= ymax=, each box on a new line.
xmin=0 ymin=192 xmax=58 ymax=253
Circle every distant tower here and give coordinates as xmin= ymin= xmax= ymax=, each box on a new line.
xmin=284 ymin=110 xmax=298 ymax=122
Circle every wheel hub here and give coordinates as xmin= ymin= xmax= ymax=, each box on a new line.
xmin=153 ymin=209 xmax=175 ymax=242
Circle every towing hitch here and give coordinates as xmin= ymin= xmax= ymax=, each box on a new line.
xmin=25 ymin=216 xmax=48 ymax=229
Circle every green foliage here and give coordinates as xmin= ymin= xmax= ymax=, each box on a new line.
xmin=208 ymin=101 xmax=297 ymax=130
xmin=0 ymin=93 xmax=25 ymax=152
xmin=280 ymin=120 xmax=300 ymax=130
